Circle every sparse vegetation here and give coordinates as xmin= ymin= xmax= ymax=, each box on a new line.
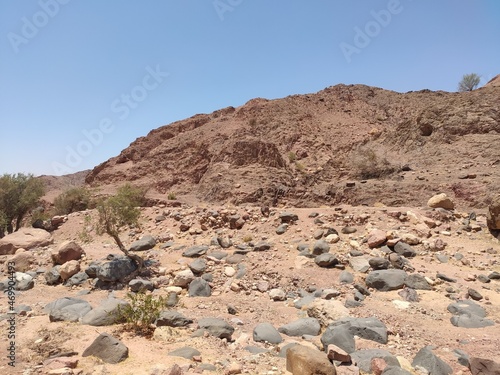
xmin=352 ymin=147 xmax=396 ymax=179
xmin=95 ymin=183 xmax=146 ymax=270
xmin=54 ymin=187 xmax=91 ymax=215
xmin=295 ymin=162 xmax=305 ymax=172
xmin=288 ymin=152 xmax=296 ymax=162
xmin=458 ymin=73 xmax=481 ymax=92
xmin=78 ymin=213 xmax=93 ymax=243
xmin=116 ymin=292 xmax=165 ymax=337
xmin=242 ymin=234 xmax=253 ymax=243
xmin=0 ymin=173 xmax=45 ymax=237
xmin=167 ymin=192 xmax=177 ymax=200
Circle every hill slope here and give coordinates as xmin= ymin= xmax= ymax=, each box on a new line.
xmin=85 ymin=84 xmax=500 ymax=209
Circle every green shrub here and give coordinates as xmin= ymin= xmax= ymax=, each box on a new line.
xmin=54 ymin=187 xmax=91 ymax=215
xmin=288 ymin=152 xmax=297 ymax=162
xmin=116 ymin=292 xmax=165 ymax=336
xmin=167 ymin=192 xmax=176 ymax=200
xmin=242 ymin=234 xmax=253 ymax=243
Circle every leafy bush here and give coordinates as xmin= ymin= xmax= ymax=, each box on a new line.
xmin=116 ymin=292 xmax=165 ymax=336
xmin=54 ymin=187 xmax=91 ymax=215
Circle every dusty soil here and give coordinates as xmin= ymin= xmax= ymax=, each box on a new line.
xmin=0 ymin=203 xmax=499 ymax=375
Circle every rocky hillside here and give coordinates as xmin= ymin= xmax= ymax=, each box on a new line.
xmin=85 ymin=84 xmax=500 ymax=209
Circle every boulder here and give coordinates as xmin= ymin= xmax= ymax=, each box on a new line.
xmin=188 ymin=277 xmax=212 ymax=297
xmin=45 ymin=297 xmax=92 ymax=322
xmin=197 ymin=318 xmax=234 ymax=339
xmin=155 ymin=310 xmax=193 ymax=327
xmin=278 ymin=318 xmax=321 ymax=337
xmin=129 ymin=235 xmax=156 ymax=251
xmin=128 ymin=278 xmax=154 ymax=292
xmin=96 ymin=255 xmax=137 ymax=282
xmin=15 ymin=272 xmax=34 ymax=291
xmin=330 ymin=317 xmax=388 ymax=344
xmin=367 ymin=229 xmax=387 ymax=248
xmin=82 ymin=298 xmax=128 ymax=326
xmin=286 ymin=345 xmax=336 ymax=375
xmin=173 ymin=269 xmax=195 ymax=287
xmin=315 ymin=253 xmax=339 ymax=268
xmin=0 ymin=228 xmax=52 ymax=255
xmin=486 ymin=195 xmax=500 ymax=230
xmin=306 ymin=299 xmax=349 ymax=327
xmin=82 ymin=333 xmax=128 ymax=364
xmin=59 ymin=260 xmax=80 ymax=281
xmin=51 ymin=241 xmax=84 ymax=265
xmin=8 ymin=249 xmax=35 ymax=272
xmin=412 ymin=346 xmax=452 ymax=375
xmin=168 ymin=346 xmax=200 ymax=360
xmin=366 ymin=270 xmax=407 ymax=291
xmin=182 ymin=245 xmax=208 ymax=257
xmin=253 ymin=323 xmax=283 ymax=344
xmin=469 ymin=357 xmax=500 ymax=375
xmin=312 ymin=240 xmax=330 ymax=255
xmin=428 ymin=193 xmax=454 ymax=210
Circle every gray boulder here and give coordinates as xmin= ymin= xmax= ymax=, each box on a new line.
xmin=450 ymin=314 xmax=495 ymax=328
xmin=253 ymin=242 xmax=271 ymax=251
xmin=188 ymin=277 xmax=211 ymax=297
xmin=96 ymin=255 xmax=137 ymax=282
xmin=168 ymin=346 xmax=200 ymax=360
xmin=447 ymin=300 xmax=486 ymax=318
xmin=45 ymin=297 xmax=92 ymax=322
xmin=82 ymin=298 xmax=128 ymax=326
xmin=128 ymin=278 xmax=154 ymax=292
xmin=366 ymin=269 xmax=407 ymax=291
xmin=278 ymin=317 xmax=321 ymax=337
xmin=182 ymin=245 xmax=208 ymax=258
xmin=312 ymin=240 xmax=330 ymax=255
xmin=314 ymin=253 xmax=338 ymax=268
xmin=82 ymin=333 xmax=128 ymax=364
xmin=394 ymin=242 xmax=417 ymax=257
xmin=129 ymin=235 xmax=156 ymax=251
xmin=197 ymin=318 xmax=234 ymax=339
xmin=321 ymin=325 xmax=356 ymax=354
xmin=155 ymin=310 xmax=193 ymax=327
xmin=45 ymin=266 xmax=61 ymax=285
xmin=330 ymin=317 xmax=388 ymax=344
xmin=412 ymin=346 xmax=452 ymax=375
xmin=189 ymin=258 xmax=207 ymax=274
xmin=253 ymin=323 xmax=283 ymax=344
xmin=65 ymin=271 xmax=89 ymax=287
xmin=405 ymin=273 xmax=431 ymax=290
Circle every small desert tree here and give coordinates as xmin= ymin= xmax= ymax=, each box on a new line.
xmin=458 ymin=73 xmax=481 ymax=92
xmin=95 ymin=183 xmax=146 ymax=269
xmin=0 ymin=173 xmax=45 ymax=236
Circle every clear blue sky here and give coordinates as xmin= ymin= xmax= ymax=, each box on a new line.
xmin=1 ymin=0 xmax=499 ymax=176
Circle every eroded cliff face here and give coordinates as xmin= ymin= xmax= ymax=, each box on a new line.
xmin=84 ymin=83 xmax=500 ymax=208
